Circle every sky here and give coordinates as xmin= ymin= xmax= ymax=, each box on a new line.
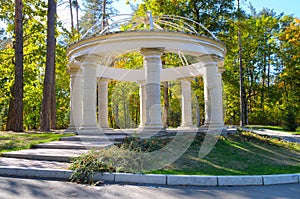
xmin=241 ymin=0 xmax=300 ymax=17
xmin=114 ymin=0 xmax=300 ymax=17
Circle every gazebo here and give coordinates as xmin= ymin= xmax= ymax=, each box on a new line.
xmin=66 ymin=12 xmax=226 ymax=135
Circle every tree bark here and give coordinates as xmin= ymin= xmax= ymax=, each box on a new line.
xmin=75 ymin=0 xmax=79 ymax=32
xmin=162 ymin=81 xmax=169 ymax=128
xmin=101 ymin=0 xmax=107 ymax=29
xmin=68 ymin=0 xmax=74 ymax=31
xmin=7 ymin=0 xmax=24 ymax=132
xmin=40 ymin=0 xmax=56 ymax=131
xmin=50 ymin=62 xmax=56 ymax=129
xmin=237 ymin=0 xmax=246 ymax=126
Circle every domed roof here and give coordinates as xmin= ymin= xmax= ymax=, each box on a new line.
xmin=81 ymin=11 xmax=218 ymax=41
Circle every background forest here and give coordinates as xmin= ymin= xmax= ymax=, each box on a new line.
xmin=0 ymin=0 xmax=299 ymax=131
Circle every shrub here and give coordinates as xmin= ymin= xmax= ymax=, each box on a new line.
xmin=69 ymin=136 xmax=173 ymax=184
xmin=283 ymin=106 xmax=298 ymax=132
xmin=69 ymin=150 xmax=115 ymax=184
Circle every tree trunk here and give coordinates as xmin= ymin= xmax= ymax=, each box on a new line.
xmin=68 ymin=0 xmax=74 ymax=31
xmin=50 ymin=62 xmax=56 ymax=129
xmin=40 ymin=0 xmax=56 ymax=131
xmin=75 ymin=0 xmax=79 ymax=32
xmin=162 ymin=81 xmax=169 ymax=128
xmin=237 ymin=0 xmax=246 ymax=126
xmin=101 ymin=0 xmax=107 ymax=29
xmin=7 ymin=0 xmax=24 ymax=132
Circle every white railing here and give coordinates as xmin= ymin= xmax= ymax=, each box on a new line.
xmin=81 ymin=11 xmax=218 ymax=41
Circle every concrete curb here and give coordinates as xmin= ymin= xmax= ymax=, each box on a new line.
xmin=0 ymin=166 xmax=299 ymax=186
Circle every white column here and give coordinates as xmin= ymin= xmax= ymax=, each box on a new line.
xmin=180 ymin=79 xmax=195 ymax=129
xmin=140 ymin=48 xmax=164 ymax=132
xmin=80 ymin=56 xmax=99 ymax=132
xmin=204 ymin=76 xmax=210 ymax=126
xmin=138 ymin=81 xmax=146 ymax=128
xmin=98 ymin=78 xmax=110 ymax=130
xmin=202 ymin=55 xmax=224 ymax=127
xmin=67 ymin=68 xmax=82 ymax=131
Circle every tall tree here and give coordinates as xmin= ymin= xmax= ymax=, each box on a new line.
xmin=40 ymin=0 xmax=57 ymax=131
xmin=68 ymin=0 xmax=74 ymax=31
xmin=79 ymin=0 xmax=118 ymax=33
xmin=73 ymin=0 xmax=80 ymax=32
xmin=237 ymin=0 xmax=247 ymax=126
xmin=6 ymin=0 xmax=24 ymax=132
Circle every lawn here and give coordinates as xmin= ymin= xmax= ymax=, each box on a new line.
xmin=245 ymin=125 xmax=300 ymax=135
xmin=0 ymin=131 xmax=72 ymax=153
xmin=150 ymin=132 xmax=300 ymax=175
xmin=70 ymin=131 xmax=300 ymax=180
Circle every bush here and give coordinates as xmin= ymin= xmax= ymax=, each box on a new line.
xmin=69 ymin=136 xmax=173 ymax=184
xmin=283 ymin=106 xmax=298 ymax=132
xmin=69 ymin=150 xmax=115 ymax=184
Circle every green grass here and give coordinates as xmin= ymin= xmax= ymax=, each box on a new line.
xmin=245 ymin=125 xmax=300 ymax=135
xmin=150 ymin=132 xmax=300 ymax=175
xmin=70 ymin=132 xmax=300 ymax=177
xmin=0 ymin=131 xmax=73 ymax=153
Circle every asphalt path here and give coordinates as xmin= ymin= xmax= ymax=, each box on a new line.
xmin=0 ymin=176 xmax=299 ymax=199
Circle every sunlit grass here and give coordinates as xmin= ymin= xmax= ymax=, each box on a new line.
xmin=149 ymin=132 xmax=300 ymax=175
xmin=0 ymin=131 xmax=73 ymax=153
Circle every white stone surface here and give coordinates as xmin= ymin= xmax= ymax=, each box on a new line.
xmin=115 ymin=173 xmax=166 ymax=185
xmin=68 ymin=68 xmax=82 ymax=131
xmin=140 ymin=48 xmax=164 ymax=132
xmin=81 ymin=56 xmax=99 ymax=131
xmin=94 ymin=172 xmax=115 ymax=182
xmin=202 ymin=55 xmax=224 ymax=126
xmin=67 ymin=31 xmax=227 ymax=132
xmin=98 ymin=79 xmax=110 ymax=129
xmin=180 ymin=80 xmax=194 ymax=128
xmin=167 ymin=175 xmax=217 ymax=186
xmin=0 ymin=167 xmax=72 ymax=179
xmin=218 ymin=176 xmax=263 ymax=186
xmin=139 ymin=81 xmax=146 ymax=127
xmin=0 ymin=166 xmax=18 ymax=176
xmin=263 ymin=174 xmax=299 ymax=185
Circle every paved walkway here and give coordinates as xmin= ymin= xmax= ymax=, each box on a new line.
xmin=0 ymin=176 xmax=299 ymax=199
xmin=245 ymin=128 xmax=300 ymax=143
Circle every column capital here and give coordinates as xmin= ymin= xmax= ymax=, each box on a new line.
xmin=140 ymin=48 xmax=165 ymax=57
xmin=77 ymin=55 xmax=102 ymax=65
xmin=218 ymin=68 xmax=226 ymax=74
xmin=199 ymin=54 xmax=224 ymax=65
xmin=137 ymin=80 xmax=145 ymax=85
xmin=67 ymin=68 xmax=82 ymax=75
xmin=178 ymin=77 xmax=194 ymax=82
xmin=68 ymin=59 xmax=81 ymax=69
xmin=97 ymin=77 xmax=110 ymax=83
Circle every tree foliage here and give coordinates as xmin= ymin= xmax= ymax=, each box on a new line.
xmin=0 ymin=0 xmax=70 ymax=130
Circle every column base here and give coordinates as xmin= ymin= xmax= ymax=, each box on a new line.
xmin=178 ymin=125 xmax=198 ymax=132
xmin=138 ymin=124 xmax=166 ymax=138
xmin=65 ymin=126 xmax=77 ymax=132
xmin=198 ymin=122 xmax=225 ymax=133
xmin=99 ymin=127 xmax=114 ymax=133
xmin=78 ymin=125 xmax=104 ymax=135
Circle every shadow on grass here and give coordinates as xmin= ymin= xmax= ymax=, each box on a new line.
xmin=151 ymin=132 xmax=300 ymax=175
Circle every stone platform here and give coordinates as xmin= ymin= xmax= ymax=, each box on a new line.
xmin=0 ymin=132 xmax=129 ymax=169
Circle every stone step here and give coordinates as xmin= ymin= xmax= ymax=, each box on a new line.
xmin=59 ymin=135 xmax=128 ymax=142
xmin=1 ymin=148 xmax=89 ymax=162
xmin=34 ymin=141 xmax=112 ymax=150
xmin=0 ymin=157 xmax=70 ymax=169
